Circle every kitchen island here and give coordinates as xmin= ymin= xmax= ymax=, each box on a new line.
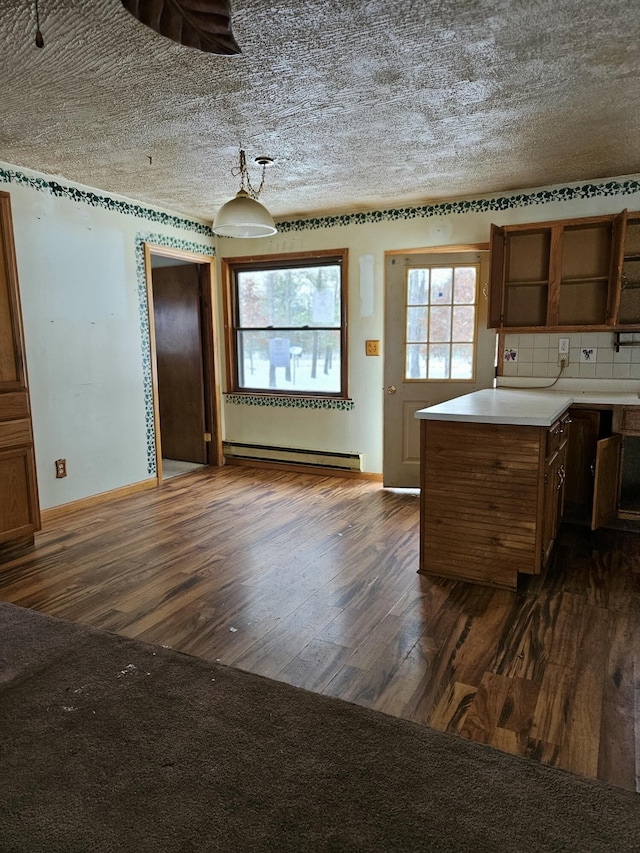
xmin=415 ymin=386 xmax=639 ymax=589
xmin=416 ymin=390 xmax=571 ymax=588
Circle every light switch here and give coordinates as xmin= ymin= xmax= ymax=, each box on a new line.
xmin=365 ymin=340 xmax=380 ymax=356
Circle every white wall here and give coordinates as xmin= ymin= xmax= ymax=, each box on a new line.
xmin=217 ymin=177 xmax=640 ymax=474
xmin=1 ymin=164 xmax=214 ymax=510
xmin=3 ymin=161 xmax=640 ymax=509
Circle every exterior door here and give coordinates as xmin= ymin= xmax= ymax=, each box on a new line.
xmin=383 ymin=250 xmax=495 ymax=487
xmin=152 ymin=264 xmax=208 ymax=464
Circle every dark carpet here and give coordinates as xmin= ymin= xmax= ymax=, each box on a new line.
xmin=1 ymin=601 xmax=639 ymax=853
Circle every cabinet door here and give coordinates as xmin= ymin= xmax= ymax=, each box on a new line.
xmin=556 ymin=221 xmax=612 ymax=326
xmin=564 ymin=409 xmax=600 ymax=512
xmin=0 ymin=192 xmax=40 ymax=555
xmin=541 ymin=443 xmax=567 ymax=568
xmin=0 ymin=446 xmax=39 ymax=544
xmin=591 ymin=434 xmax=622 ymax=530
xmin=502 ymin=227 xmax=551 ymax=328
xmin=488 ymin=224 xmax=505 ymax=328
xmin=616 ymin=211 xmax=640 ymax=327
xmin=0 ymin=206 xmax=24 ymax=388
xmin=489 ymin=213 xmax=623 ymax=332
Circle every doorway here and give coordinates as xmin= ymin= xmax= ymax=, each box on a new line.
xmin=383 ymin=247 xmax=495 ymax=488
xmin=144 ymin=244 xmax=222 ymax=482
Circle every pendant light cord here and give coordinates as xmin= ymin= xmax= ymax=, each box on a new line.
xmin=232 ymin=150 xmax=267 ymax=200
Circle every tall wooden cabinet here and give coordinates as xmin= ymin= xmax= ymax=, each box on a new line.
xmin=0 ymin=192 xmax=40 ymax=561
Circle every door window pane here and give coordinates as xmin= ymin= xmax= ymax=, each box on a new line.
xmin=451 ymin=344 xmax=474 ymax=378
xmin=406 ymin=307 xmax=428 ymax=343
xmin=406 ymin=344 xmax=427 ymax=379
xmin=430 ymin=268 xmax=453 ymax=304
xmin=407 ymin=269 xmax=429 ymax=305
xmin=428 ymin=344 xmax=450 ymax=379
xmin=453 ymin=268 xmax=477 ymax=304
xmin=452 ymin=306 xmax=475 ymax=340
xmin=429 ymin=306 xmax=451 ymax=342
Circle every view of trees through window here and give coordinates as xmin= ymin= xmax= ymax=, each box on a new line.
xmin=405 ymin=265 xmax=477 ymax=380
xmin=231 ymin=256 xmax=345 ymax=395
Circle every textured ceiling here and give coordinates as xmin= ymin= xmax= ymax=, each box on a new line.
xmin=1 ymin=0 xmax=639 ymax=224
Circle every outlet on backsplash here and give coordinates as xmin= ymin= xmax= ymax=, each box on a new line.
xmin=558 ymin=337 xmax=570 ymax=367
xmin=501 ymin=332 xmax=640 ymax=380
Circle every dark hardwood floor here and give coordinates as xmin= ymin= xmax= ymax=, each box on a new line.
xmin=1 ymin=465 xmax=639 ymax=791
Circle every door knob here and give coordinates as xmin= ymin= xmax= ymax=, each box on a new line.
xmin=387 ymin=385 xmax=397 ymax=394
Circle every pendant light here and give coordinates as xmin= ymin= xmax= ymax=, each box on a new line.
xmin=212 ymin=150 xmax=277 ymax=238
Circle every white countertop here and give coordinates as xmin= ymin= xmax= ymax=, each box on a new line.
xmin=415 ymin=385 xmax=640 ymax=427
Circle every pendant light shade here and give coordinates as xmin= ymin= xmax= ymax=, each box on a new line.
xmin=212 ymin=150 xmax=277 ymax=238
xmin=212 ymin=189 xmax=277 ymax=238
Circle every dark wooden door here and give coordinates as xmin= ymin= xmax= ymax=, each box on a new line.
xmin=153 ymin=265 xmax=207 ymax=464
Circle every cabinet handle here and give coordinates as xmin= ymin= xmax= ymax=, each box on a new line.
xmin=590 ymin=461 xmax=596 ymax=477
xmin=557 ymin=464 xmax=566 ymax=489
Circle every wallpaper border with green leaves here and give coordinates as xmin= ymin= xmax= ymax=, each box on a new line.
xmin=2 ymin=163 xmax=639 ymax=237
xmin=4 ymin=164 xmax=640 ymax=467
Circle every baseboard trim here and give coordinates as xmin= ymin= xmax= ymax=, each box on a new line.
xmin=224 ymin=457 xmax=382 ymax=481
xmin=41 ymin=478 xmax=159 ymax=523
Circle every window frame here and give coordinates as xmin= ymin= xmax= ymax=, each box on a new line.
xmin=403 ymin=261 xmax=481 ymax=383
xmin=222 ymin=249 xmax=349 ymax=399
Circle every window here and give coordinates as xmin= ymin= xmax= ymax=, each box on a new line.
xmin=223 ymin=250 xmax=348 ymax=397
xmin=405 ymin=263 xmax=479 ymax=380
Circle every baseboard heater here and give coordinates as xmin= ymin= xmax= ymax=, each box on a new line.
xmin=223 ymin=442 xmax=363 ymax=472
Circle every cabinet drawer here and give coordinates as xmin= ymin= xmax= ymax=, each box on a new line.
xmin=620 ymin=407 xmax=640 ymax=435
xmin=547 ymin=415 xmax=570 ymax=456
xmin=0 ymin=418 xmax=32 ymax=449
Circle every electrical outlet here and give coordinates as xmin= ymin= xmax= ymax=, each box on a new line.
xmin=365 ymin=340 xmax=380 ymax=356
xmin=558 ymin=337 xmax=570 ymax=354
xmin=55 ymin=458 xmax=67 ymax=478
xmin=558 ymin=353 xmax=569 ymax=368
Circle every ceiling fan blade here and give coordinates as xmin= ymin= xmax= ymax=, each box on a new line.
xmin=121 ymin=0 xmax=241 ymax=56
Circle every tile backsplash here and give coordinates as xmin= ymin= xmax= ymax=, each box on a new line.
xmin=501 ymin=332 xmax=640 ymax=380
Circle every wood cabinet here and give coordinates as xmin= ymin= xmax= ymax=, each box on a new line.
xmin=564 ymin=405 xmax=622 ymax=529
xmin=617 ymin=212 xmax=640 ymax=326
xmin=541 ymin=425 xmax=568 ymax=566
xmin=0 ymin=192 xmax=40 ymax=561
xmin=488 ymin=212 xmax=627 ymax=331
xmin=613 ymin=406 xmax=640 ymax=517
xmin=419 ymin=412 xmax=569 ymax=590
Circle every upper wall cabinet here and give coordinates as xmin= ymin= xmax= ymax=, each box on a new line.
xmin=487 ymin=211 xmax=640 ymax=331
xmin=617 ymin=212 xmax=640 ymax=325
